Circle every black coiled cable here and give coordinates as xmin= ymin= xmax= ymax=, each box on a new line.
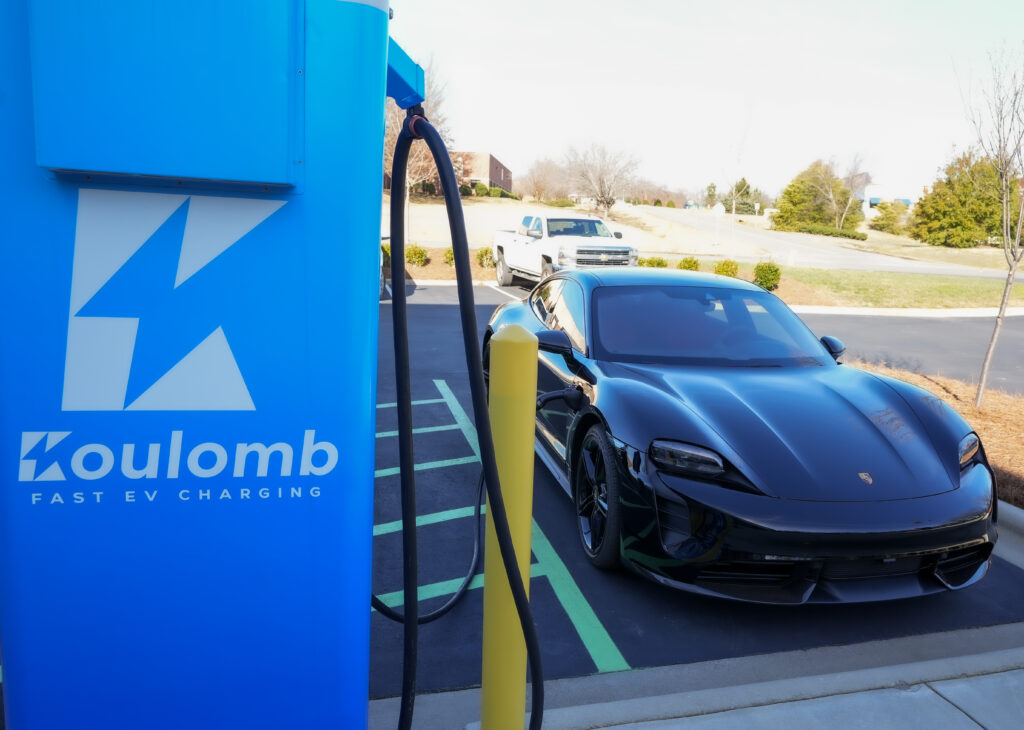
xmin=382 ymin=107 xmax=545 ymax=730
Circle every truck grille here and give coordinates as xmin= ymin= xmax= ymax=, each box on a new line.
xmin=576 ymin=248 xmax=632 ymax=266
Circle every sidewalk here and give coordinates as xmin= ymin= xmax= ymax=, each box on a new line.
xmin=538 ymin=650 xmax=1024 ymax=730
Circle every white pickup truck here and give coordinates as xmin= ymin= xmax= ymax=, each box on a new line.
xmin=492 ymin=213 xmax=638 ymax=285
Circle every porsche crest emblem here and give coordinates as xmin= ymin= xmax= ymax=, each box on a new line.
xmin=858 ymin=472 xmax=873 ymax=485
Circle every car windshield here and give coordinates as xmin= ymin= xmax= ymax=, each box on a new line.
xmin=547 ymin=219 xmax=613 ymax=237
xmin=591 ymin=285 xmax=832 ymax=367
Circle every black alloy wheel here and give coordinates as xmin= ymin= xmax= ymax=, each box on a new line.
xmin=575 ymin=424 xmax=621 ymax=569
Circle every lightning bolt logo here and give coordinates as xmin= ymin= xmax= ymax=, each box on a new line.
xmin=19 ymin=432 xmax=71 ymax=481
xmin=62 ymin=189 xmax=286 ymax=411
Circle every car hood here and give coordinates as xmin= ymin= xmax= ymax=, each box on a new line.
xmin=612 ymin=362 xmax=956 ymax=502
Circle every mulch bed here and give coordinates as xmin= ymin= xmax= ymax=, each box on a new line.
xmin=390 ymin=247 xmax=497 ymax=283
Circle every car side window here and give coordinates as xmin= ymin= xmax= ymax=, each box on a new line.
xmin=518 ymin=216 xmax=533 ymax=236
xmin=531 ymin=279 xmax=564 ymax=323
xmin=547 ymin=280 xmax=587 ymax=353
xmin=529 ymin=217 xmax=543 ymax=236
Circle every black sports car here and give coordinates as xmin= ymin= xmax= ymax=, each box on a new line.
xmin=484 ymin=269 xmax=998 ymax=604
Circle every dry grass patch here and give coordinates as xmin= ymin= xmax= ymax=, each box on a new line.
xmin=851 ymin=361 xmax=1024 ymax=509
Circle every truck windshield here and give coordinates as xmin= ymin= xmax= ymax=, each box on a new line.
xmin=547 ymin=219 xmax=613 ymax=238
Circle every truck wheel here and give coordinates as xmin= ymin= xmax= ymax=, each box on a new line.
xmin=495 ymin=251 xmax=514 ymax=286
xmin=541 ymin=259 xmax=554 ymax=280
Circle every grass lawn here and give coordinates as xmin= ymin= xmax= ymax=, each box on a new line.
xmin=854 ymin=230 xmax=1008 ymax=270
xmin=624 ymin=254 xmax=1023 ymax=308
xmin=852 ymin=361 xmax=1024 ymax=510
xmin=772 ymin=267 xmax=1024 ymax=308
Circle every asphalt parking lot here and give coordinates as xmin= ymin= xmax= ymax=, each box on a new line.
xmin=370 ymin=282 xmax=1024 ymax=700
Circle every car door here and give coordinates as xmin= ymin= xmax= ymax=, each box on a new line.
xmin=523 ymin=215 xmax=545 ymax=276
xmin=537 ymin=278 xmax=588 ymax=463
xmin=507 ymin=215 xmax=533 ymax=272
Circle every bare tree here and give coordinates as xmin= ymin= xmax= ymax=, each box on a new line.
xmin=519 ymin=158 xmax=568 ymax=201
xmin=565 ymin=144 xmax=638 ymax=216
xmin=970 ymin=54 xmax=1024 ymax=406
xmin=840 ymin=156 xmax=871 ymax=230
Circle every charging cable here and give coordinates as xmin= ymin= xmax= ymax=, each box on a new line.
xmin=378 ymin=106 xmax=545 ymax=730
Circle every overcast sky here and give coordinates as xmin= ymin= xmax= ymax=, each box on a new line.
xmin=389 ymin=0 xmax=1024 ymax=199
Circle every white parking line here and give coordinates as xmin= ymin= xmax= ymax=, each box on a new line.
xmin=486 ymin=283 xmax=522 ymax=301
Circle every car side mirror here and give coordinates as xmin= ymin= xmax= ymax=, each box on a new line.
xmin=536 ymin=329 xmax=573 ymax=355
xmin=537 ymin=329 xmax=597 ymax=384
xmin=527 ymin=229 xmax=543 ymax=239
xmin=613 ymin=231 xmax=623 ymax=239
xmin=820 ymin=335 xmax=846 ymax=362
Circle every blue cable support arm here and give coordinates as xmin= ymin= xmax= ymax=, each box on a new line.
xmin=386 ymin=38 xmax=425 ymax=108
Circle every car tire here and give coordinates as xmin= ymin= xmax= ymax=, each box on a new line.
xmin=574 ymin=424 xmax=622 ymax=569
xmin=495 ymin=251 xmax=514 ymax=286
xmin=541 ymin=259 xmax=554 ymax=280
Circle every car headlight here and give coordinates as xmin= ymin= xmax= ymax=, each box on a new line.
xmin=650 ymin=440 xmax=725 ymax=478
xmin=557 ymin=247 xmax=575 ymax=266
xmin=958 ymin=433 xmax=980 ymax=469
xmin=629 ymin=248 xmax=638 ymax=265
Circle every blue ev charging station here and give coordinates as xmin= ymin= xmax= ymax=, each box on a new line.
xmin=0 ymin=1 xmax=422 ymax=727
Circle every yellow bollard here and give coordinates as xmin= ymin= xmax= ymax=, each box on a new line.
xmin=481 ymin=324 xmax=538 ymax=730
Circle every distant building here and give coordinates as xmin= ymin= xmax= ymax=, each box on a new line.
xmin=455 ymin=152 xmax=512 ymax=192
xmin=862 ymin=183 xmax=915 ymax=219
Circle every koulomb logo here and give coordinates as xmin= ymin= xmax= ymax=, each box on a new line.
xmin=21 ymin=190 xmax=339 ymax=502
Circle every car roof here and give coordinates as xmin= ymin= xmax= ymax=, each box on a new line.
xmin=557 ymin=267 xmax=765 ymax=293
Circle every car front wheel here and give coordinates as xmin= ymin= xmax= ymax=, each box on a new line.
xmin=574 ymin=424 xmax=622 ymax=569
xmin=495 ymin=251 xmax=514 ymax=286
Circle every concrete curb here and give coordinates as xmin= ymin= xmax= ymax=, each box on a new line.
xmin=999 ymin=499 xmax=1024 ymax=535
xmin=499 ymin=647 xmax=1024 ymax=730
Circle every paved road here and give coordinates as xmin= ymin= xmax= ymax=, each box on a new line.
xmin=394 ymin=282 xmax=1023 ymax=394
xmin=643 ymin=207 xmax=1004 ymax=279
xmin=801 ymin=313 xmax=1024 ymax=395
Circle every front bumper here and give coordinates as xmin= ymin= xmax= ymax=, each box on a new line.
xmin=615 ymin=444 xmax=998 ymax=604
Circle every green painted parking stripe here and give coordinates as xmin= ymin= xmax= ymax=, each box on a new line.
xmin=530 ymin=519 xmax=629 ymax=673
xmin=373 ymin=505 xmax=477 ymax=537
xmin=434 ymin=379 xmax=480 ymax=460
xmin=374 ymin=567 xmax=551 ymax=609
xmin=375 ymin=574 xmax=486 ymax=608
xmin=372 ymin=379 xmax=630 ymax=674
xmin=376 ymin=397 xmax=446 ymax=409
xmin=376 ymin=423 xmax=461 ymax=439
xmin=372 ymin=506 xmax=630 ymax=674
xmin=374 ymin=455 xmax=478 ymax=479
